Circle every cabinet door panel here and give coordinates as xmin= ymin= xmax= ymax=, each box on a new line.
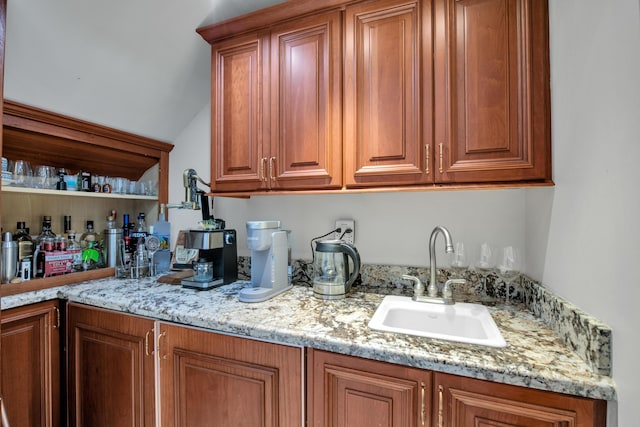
xmin=435 ymin=372 xmax=606 ymax=427
xmin=308 ymin=349 xmax=431 ymax=427
xmin=1 ymin=301 xmax=60 ymax=427
xmin=345 ymin=0 xmax=432 ymax=187
xmin=212 ymin=33 xmax=269 ymax=192
xmin=271 ymin=12 xmax=342 ymax=190
xmin=67 ymin=303 xmax=155 ymax=427
xmin=159 ymin=322 xmax=302 ymax=427
xmin=435 ymin=0 xmax=551 ymax=183
xmin=173 ymin=349 xmax=278 ymax=427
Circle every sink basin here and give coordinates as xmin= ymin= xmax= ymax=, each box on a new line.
xmin=368 ymin=296 xmax=506 ymax=348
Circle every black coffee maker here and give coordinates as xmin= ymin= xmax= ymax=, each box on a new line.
xmin=176 ymin=229 xmax=237 ymax=290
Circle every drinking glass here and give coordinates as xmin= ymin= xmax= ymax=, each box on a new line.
xmin=449 ymin=241 xmax=468 ymax=278
xmin=12 ymin=160 xmax=32 ymax=187
xmin=34 ymin=165 xmax=57 ymax=189
xmin=474 ymin=243 xmax=495 ymax=302
xmin=496 ymin=246 xmax=521 ymax=305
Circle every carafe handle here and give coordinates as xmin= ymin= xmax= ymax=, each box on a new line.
xmin=339 ymin=243 xmax=361 ymax=291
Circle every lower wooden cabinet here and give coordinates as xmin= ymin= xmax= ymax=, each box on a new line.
xmin=1 ymin=300 xmax=62 ymax=427
xmin=435 ymin=372 xmax=606 ymax=427
xmin=66 ymin=303 xmax=303 ymax=427
xmin=309 ymin=349 xmax=606 ymax=427
xmin=158 ymin=322 xmax=303 ymax=427
xmin=62 ymin=304 xmax=607 ymax=427
xmin=67 ymin=303 xmax=156 ymax=427
xmin=307 ymin=348 xmax=432 ymax=427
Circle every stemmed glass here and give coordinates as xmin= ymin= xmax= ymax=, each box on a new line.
xmin=496 ymin=246 xmax=521 ymax=305
xmin=449 ymin=241 xmax=468 ymax=279
xmin=474 ymin=243 xmax=495 ymax=302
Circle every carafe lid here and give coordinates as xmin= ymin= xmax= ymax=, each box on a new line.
xmin=316 ymin=239 xmax=351 ymax=252
xmin=247 ymin=220 xmax=281 ymax=229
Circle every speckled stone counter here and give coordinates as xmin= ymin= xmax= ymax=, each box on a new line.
xmin=0 ymin=275 xmax=616 ymax=401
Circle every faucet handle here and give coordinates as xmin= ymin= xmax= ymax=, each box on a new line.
xmin=443 ymin=278 xmax=465 ymax=299
xmin=402 ymin=274 xmax=424 ymax=297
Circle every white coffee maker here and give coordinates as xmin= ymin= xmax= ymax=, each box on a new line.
xmin=239 ymin=221 xmax=292 ymax=303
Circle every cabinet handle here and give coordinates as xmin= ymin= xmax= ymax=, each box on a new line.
xmin=439 ymin=143 xmax=444 ymax=174
xmin=438 ymin=384 xmax=444 ymax=427
xmin=144 ymin=330 xmax=154 ymax=356
xmin=420 ymin=381 xmax=426 ymax=425
xmin=425 ymin=145 xmax=430 ymax=174
xmin=260 ymin=157 xmax=267 ymax=181
xmin=53 ymin=306 xmax=61 ymax=329
xmin=269 ymin=157 xmax=276 ymax=181
xmin=157 ymin=330 xmax=167 ymax=360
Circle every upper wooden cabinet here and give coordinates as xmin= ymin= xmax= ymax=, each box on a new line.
xmin=198 ymin=0 xmax=551 ymax=194
xmin=434 ymin=0 xmax=551 ymax=183
xmin=209 ymin=11 xmax=343 ymax=192
xmin=344 ymin=0 xmax=433 ymax=188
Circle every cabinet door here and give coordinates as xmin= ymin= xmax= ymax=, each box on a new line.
xmin=345 ymin=0 xmax=433 ymax=188
xmin=159 ymin=322 xmax=303 ymax=427
xmin=434 ymin=372 xmax=606 ymax=427
xmin=308 ymin=349 xmax=432 ymax=427
xmin=1 ymin=300 xmax=61 ymax=427
xmin=434 ymin=0 xmax=551 ymax=183
xmin=67 ymin=303 xmax=156 ymax=427
xmin=211 ymin=32 xmax=270 ymax=192
xmin=270 ymin=11 xmax=343 ymax=190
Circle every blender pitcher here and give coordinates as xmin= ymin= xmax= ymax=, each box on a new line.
xmin=312 ymin=240 xmax=361 ymax=300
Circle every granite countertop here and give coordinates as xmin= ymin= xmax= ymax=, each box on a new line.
xmin=1 ymin=275 xmax=616 ymax=401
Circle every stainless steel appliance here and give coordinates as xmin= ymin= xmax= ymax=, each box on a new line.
xmin=312 ymin=240 xmax=361 ymax=300
xmin=239 ymin=221 xmax=291 ymax=303
xmin=179 ymin=229 xmax=237 ymax=290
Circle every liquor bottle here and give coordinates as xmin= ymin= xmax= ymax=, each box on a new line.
xmin=67 ymin=231 xmax=83 ymax=272
xmin=130 ymin=212 xmax=147 ymax=248
xmin=80 ymin=221 xmax=104 ymax=270
xmin=14 ymin=221 xmax=34 ymax=279
xmin=78 ymin=170 xmax=92 ymax=192
xmin=80 ymin=220 xmax=98 ymax=250
xmin=32 ymin=216 xmax=57 ymax=278
xmin=34 ymin=216 xmax=56 ymax=250
xmin=63 ymin=215 xmax=72 ymax=238
xmin=152 ymin=207 xmax=171 ymax=273
xmin=122 ymin=213 xmax=132 ymax=264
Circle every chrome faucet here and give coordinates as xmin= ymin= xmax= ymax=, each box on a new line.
xmin=401 ymin=225 xmax=465 ymax=305
xmin=428 ymin=226 xmax=454 ymax=297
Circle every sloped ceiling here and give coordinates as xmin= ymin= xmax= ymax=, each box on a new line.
xmin=4 ymin=0 xmax=284 ymax=143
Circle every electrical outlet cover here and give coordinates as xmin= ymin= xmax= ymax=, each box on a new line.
xmin=335 ymin=219 xmax=355 ymax=244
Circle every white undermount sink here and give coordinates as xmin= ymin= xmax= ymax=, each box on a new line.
xmin=368 ymin=295 xmax=506 ymax=348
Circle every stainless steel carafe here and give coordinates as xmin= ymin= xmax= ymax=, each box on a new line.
xmin=1 ymin=232 xmax=18 ymax=283
xmin=104 ymin=228 xmax=124 ymax=268
xmin=312 ymin=240 xmax=361 ymax=300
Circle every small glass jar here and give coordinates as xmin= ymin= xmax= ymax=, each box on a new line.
xmin=193 ymin=259 xmax=214 ymax=282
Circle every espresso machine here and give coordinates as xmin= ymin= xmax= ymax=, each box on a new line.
xmin=239 ymin=221 xmax=292 ymax=303
xmin=179 ymin=229 xmax=238 ymax=290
